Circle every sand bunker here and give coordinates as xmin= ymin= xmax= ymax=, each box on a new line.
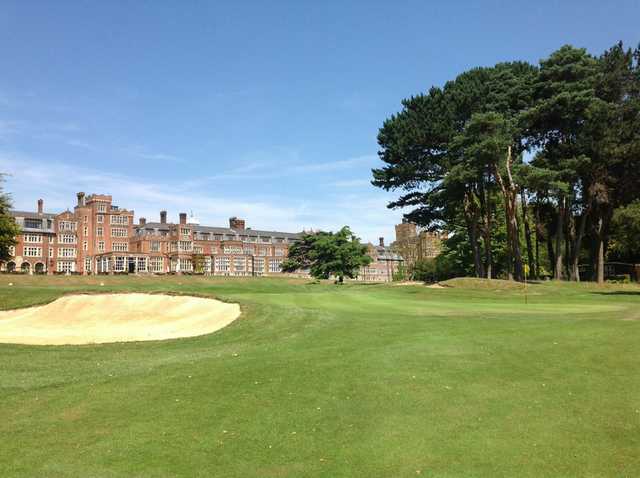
xmin=0 ymin=293 xmax=241 ymax=345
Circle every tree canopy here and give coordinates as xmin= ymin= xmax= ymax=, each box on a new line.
xmin=281 ymin=226 xmax=372 ymax=283
xmin=373 ymin=42 xmax=640 ymax=283
xmin=0 ymin=175 xmax=20 ymax=263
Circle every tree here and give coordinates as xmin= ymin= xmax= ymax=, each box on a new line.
xmin=373 ymin=62 xmax=536 ymax=281
xmin=373 ymin=42 xmax=639 ymax=283
xmin=0 ymin=176 xmax=20 ymax=263
xmin=522 ymin=45 xmax=601 ymax=281
xmin=609 ymin=201 xmax=640 ymax=262
xmin=191 ymin=253 xmax=206 ymax=274
xmin=282 ymin=227 xmax=372 ymax=283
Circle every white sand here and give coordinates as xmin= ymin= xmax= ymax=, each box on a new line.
xmin=0 ymin=293 xmax=241 ymax=345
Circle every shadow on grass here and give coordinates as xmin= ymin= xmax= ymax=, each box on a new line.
xmin=590 ymin=291 xmax=640 ymax=296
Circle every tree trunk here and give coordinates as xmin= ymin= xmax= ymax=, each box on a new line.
xmin=534 ymin=197 xmax=541 ymax=279
xmin=570 ymin=205 xmax=589 ymax=282
xmin=494 ymin=146 xmax=523 ymax=281
xmin=479 ymin=179 xmax=492 ymax=280
xmin=547 ymin=230 xmax=555 ymax=277
xmin=521 ymin=189 xmax=534 ymax=281
xmin=595 ymin=215 xmax=606 ymax=284
xmin=554 ymin=196 xmax=564 ymax=281
xmin=463 ymin=192 xmax=484 ymax=278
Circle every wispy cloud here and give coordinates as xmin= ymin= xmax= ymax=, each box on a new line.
xmin=330 ymin=178 xmax=372 ymax=188
xmin=0 ymin=152 xmax=404 ymax=243
xmin=122 ymin=145 xmax=185 ymax=164
xmin=0 ymin=120 xmax=27 ymax=139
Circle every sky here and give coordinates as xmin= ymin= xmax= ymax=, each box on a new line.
xmin=1 ymin=1 xmax=638 ymax=243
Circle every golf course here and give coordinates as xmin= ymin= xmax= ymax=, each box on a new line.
xmin=1 ymin=276 xmax=639 ymax=477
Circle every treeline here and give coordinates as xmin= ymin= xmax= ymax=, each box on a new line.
xmin=373 ymin=43 xmax=640 ymax=283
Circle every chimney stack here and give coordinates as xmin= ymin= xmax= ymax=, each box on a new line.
xmin=179 ymin=212 xmax=187 ymax=225
xmin=76 ymin=191 xmax=85 ymax=207
xmin=229 ymin=216 xmax=245 ymax=230
xmin=37 ymin=199 xmax=44 ymax=214
xmin=160 ymin=210 xmax=167 ymax=224
xmin=139 ymin=217 xmax=146 ymax=226
xmin=379 ymin=237 xmax=385 ymax=247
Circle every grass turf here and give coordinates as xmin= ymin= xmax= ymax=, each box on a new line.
xmin=1 ymin=275 xmax=639 ymax=477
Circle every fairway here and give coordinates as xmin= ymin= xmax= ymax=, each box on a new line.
xmin=1 ymin=276 xmax=639 ymax=477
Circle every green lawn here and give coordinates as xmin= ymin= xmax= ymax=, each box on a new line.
xmin=1 ymin=275 xmax=639 ymax=477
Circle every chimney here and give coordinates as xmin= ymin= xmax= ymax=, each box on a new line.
xmin=76 ymin=191 xmax=85 ymax=207
xmin=179 ymin=212 xmax=187 ymax=225
xmin=379 ymin=237 xmax=385 ymax=247
xmin=160 ymin=210 xmax=167 ymax=224
xmin=37 ymin=199 xmax=44 ymax=214
xmin=229 ymin=216 xmax=245 ymax=230
xmin=139 ymin=217 xmax=146 ymax=226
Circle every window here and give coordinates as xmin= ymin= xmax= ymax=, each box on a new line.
xmin=24 ymin=218 xmax=42 ymax=229
xmin=97 ymin=227 xmax=103 ymax=236
xmin=59 ymin=234 xmax=77 ymax=244
xmin=150 ymin=241 xmax=160 ymax=252
xmin=83 ymin=215 xmax=88 ymax=223
xmin=24 ymin=246 xmax=43 ymax=257
xmin=257 ymin=247 xmax=269 ymax=257
xmin=215 ymin=256 xmax=230 ymax=272
xmin=97 ymin=241 xmax=105 ymax=252
xmin=223 ymin=246 xmax=243 ymax=254
xmin=179 ymin=241 xmax=192 ymax=252
xmin=59 ymin=221 xmax=77 ymax=231
xmin=243 ymin=246 xmax=254 ymax=255
xmin=179 ymin=258 xmax=192 ymax=271
xmin=275 ymin=248 xmax=285 ymax=257
xmin=84 ymin=257 xmax=92 ymax=272
xmin=83 ymin=241 xmax=88 ymax=251
xmin=48 ymin=248 xmax=53 ymax=258
xmin=150 ymin=257 xmax=164 ymax=272
xmin=254 ymin=258 xmax=264 ymax=275
xmin=112 ymin=242 xmax=128 ymax=252
xmin=261 ymin=236 xmax=272 ymax=243
xmin=180 ymin=228 xmax=190 ymax=236
xmin=110 ymin=215 xmax=129 ymax=225
xmin=111 ymin=228 xmax=128 ymax=237
xmin=9 ymin=245 xmax=15 ymax=256
xmin=114 ymin=256 xmax=125 ymax=272
xmin=24 ymin=234 xmax=42 ymax=243
xmin=137 ymin=257 xmax=147 ymax=272
xmin=269 ymin=259 xmax=282 ymax=273
xmin=58 ymin=248 xmax=77 ymax=258
xmin=57 ymin=260 xmax=75 ymax=272
xmin=97 ymin=203 xmax=107 ymax=213
xmin=194 ymin=245 xmax=203 ymax=254
xmin=83 ymin=226 xmax=88 ymax=236
xmin=97 ymin=214 xmax=104 ymax=223
xmin=234 ymin=257 xmax=245 ymax=272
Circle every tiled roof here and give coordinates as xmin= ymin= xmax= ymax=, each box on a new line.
xmin=10 ymin=210 xmax=57 ymax=219
xmin=135 ymin=222 xmax=301 ymax=239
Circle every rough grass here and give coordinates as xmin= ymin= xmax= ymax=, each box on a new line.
xmin=1 ymin=275 xmax=639 ymax=477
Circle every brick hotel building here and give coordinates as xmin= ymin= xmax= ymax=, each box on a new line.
xmin=3 ymin=192 xmax=300 ymax=276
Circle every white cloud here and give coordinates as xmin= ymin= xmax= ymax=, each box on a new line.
xmin=0 ymin=152 xmax=404 ymax=243
xmin=330 ymin=178 xmax=372 ymax=188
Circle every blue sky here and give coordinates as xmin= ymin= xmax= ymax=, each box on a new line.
xmin=1 ymin=1 xmax=638 ymax=242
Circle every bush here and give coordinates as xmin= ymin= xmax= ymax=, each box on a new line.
xmin=412 ymin=259 xmax=438 ymax=283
